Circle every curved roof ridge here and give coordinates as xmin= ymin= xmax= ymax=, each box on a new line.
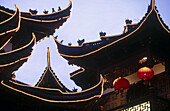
xmin=21 ymin=0 xmax=72 ymax=17
xmin=53 ymin=0 xmax=155 ymax=49
xmin=0 ymin=0 xmax=72 ymax=22
xmin=152 ymin=1 xmax=170 ymax=33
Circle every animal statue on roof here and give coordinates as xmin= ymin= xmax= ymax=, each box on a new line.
xmin=29 ymin=9 xmax=38 ymax=14
xmin=52 ymin=8 xmax=56 ymax=12
xmin=77 ymin=39 xmax=85 ymax=46
xmin=43 ymin=9 xmax=48 ymax=14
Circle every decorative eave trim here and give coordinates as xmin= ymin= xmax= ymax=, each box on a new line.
xmin=0 ymin=0 xmax=72 ymax=23
xmin=0 ymin=5 xmax=21 ymax=36
xmin=70 ymin=67 xmax=85 ymax=78
xmin=9 ymin=75 xmax=103 ymax=94
xmin=0 ymin=32 xmax=36 ymax=67
xmin=22 ymin=0 xmax=72 ymax=17
xmin=1 ymin=75 xmax=104 ymax=103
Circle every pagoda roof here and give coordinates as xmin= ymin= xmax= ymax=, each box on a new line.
xmin=35 ymin=47 xmax=70 ymax=92
xmin=0 ymin=5 xmax=20 ymax=50
xmin=55 ymin=0 xmax=170 ymax=63
xmin=0 ymin=45 xmax=104 ymax=109
xmin=1 ymin=74 xmax=103 ymax=109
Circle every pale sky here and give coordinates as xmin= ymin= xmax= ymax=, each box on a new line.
xmin=0 ymin=0 xmax=169 ymax=91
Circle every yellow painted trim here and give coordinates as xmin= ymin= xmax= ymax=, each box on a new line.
xmin=47 ymin=47 xmax=50 ymax=66
xmin=70 ymin=67 xmax=85 ymax=78
xmin=0 ymin=33 xmax=36 ymax=67
xmin=56 ymin=0 xmax=169 ymax=58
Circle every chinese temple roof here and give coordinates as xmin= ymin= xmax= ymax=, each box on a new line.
xmin=55 ymin=0 xmax=170 ymax=66
xmin=0 ymin=0 xmax=72 ymax=80
xmin=53 ymin=0 xmax=170 ymax=89
xmin=35 ymin=47 xmax=70 ymax=92
xmin=0 ymin=45 xmax=104 ymax=109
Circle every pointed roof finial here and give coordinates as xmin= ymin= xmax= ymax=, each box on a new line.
xmin=150 ymin=0 xmax=155 ymax=8
xmin=47 ymin=47 xmax=50 ymax=66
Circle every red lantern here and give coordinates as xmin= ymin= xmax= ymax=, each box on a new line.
xmin=137 ymin=67 xmax=154 ymax=80
xmin=113 ymin=77 xmax=130 ymax=90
